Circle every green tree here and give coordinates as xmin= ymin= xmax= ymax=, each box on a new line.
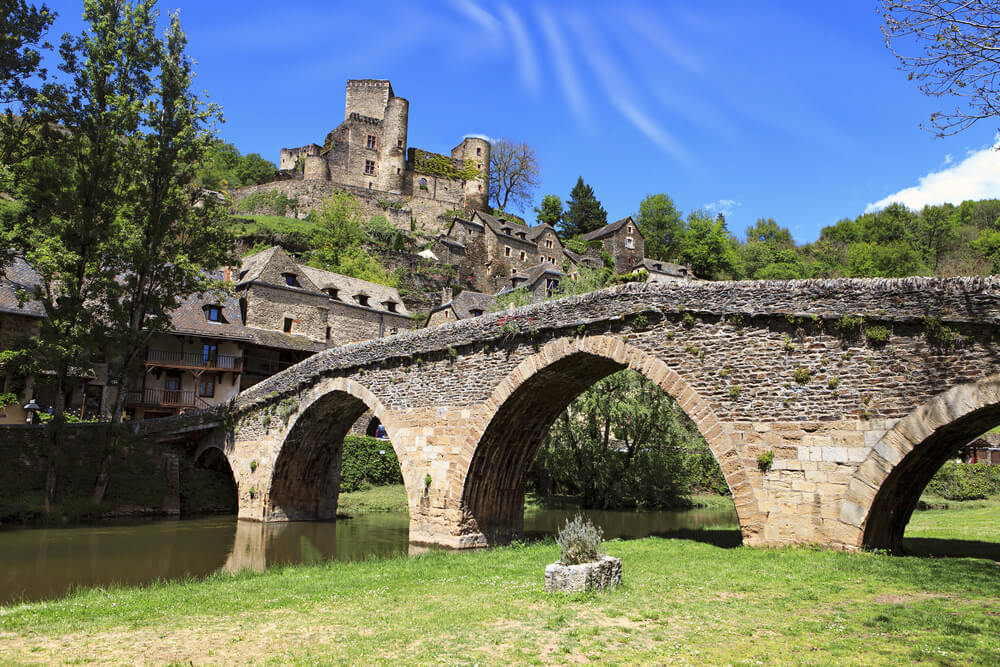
xmin=194 ymin=139 xmax=275 ymax=191
xmin=308 ymin=191 xmax=397 ymax=287
xmin=534 ymin=193 xmax=562 ymax=227
xmin=528 ymin=370 xmax=707 ymax=509
xmin=679 ymin=211 xmax=745 ymax=280
xmin=635 ymin=193 xmax=684 ymax=261
xmin=559 ymin=177 xmax=607 ymax=238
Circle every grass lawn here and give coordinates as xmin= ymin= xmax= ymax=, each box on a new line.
xmin=338 ymin=484 xmax=409 ymax=515
xmin=1 ymin=497 xmax=997 ymax=664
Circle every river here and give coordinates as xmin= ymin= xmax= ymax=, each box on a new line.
xmin=0 ymin=505 xmax=738 ymax=605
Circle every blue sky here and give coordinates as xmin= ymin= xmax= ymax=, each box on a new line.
xmin=44 ymin=0 xmax=1000 ymax=242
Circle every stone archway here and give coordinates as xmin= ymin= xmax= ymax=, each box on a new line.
xmin=836 ymin=374 xmax=1000 ymax=552
xmin=456 ymin=335 xmax=760 ymax=546
xmin=264 ymin=377 xmax=401 ymax=521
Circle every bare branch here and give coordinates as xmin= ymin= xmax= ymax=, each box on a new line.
xmin=488 ymin=137 xmax=540 ymax=213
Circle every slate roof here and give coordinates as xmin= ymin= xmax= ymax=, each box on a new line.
xmin=0 ymin=257 xmax=45 ymax=317
xmin=246 ymin=327 xmax=325 ymax=353
xmin=473 ymin=211 xmax=542 ymax=244
xmin=581 ymin=216 xmax=636 ymax=241
xmin=236 ymin=246 xmax=281 ymax=286
xmin=424 ymin=290 xmax=495 ymax=327
xmin=166 ymin=280 xmax=249 ymax=341
xmin=300 ymin=265 xmax=409 ymax=316
xmin=632 ymin=258 xmax=694 ymax=279
xmin=563 ymin=248 xmax=603 ymax=270
xmin=512 ymin=263 xmax=563 ymax=289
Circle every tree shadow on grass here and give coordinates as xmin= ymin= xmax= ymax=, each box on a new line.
xmin=644 ymin=528 xmax=743 ymax=549
xmin=901 ymin=537 xmax=1000 ymax=561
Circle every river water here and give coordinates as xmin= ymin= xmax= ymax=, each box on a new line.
xmin=0 ymin=505 xmax=738 ymax=605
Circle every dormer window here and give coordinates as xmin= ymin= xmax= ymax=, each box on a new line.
xmin=502 ymin=227 xmax=511 ymax=235
xmin=469 ymin=309 xmax=483 ymax=317
xmin=282 ymin=272 xmax=300 ymax=287
xmin=383 ymin=300 xmax=397 ymax=313
xmin=325 ymin=288 xmax=339 ymax=300
xmin=654 ymin=263 xmax=663 ymax=271
xmin=205 ymin=305 xmax=223 ymax=322
xmin=517 ymin=232 xmax=526 ymax=240
xmin=355 ymin=294 xmax=370 ymax=307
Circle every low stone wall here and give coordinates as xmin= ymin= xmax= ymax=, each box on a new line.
xmin=0 ymin=423 xmax=235 ymax=525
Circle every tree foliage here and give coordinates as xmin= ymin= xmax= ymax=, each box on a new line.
xmin=488 ymin=137 xmax=539 ymax=213
xmin=527 ymin=370 xmax=725 ymax=509
xmin=534 ymin=193 xmax=563 ymax=227
xmin=559 ymin=177 xmax=607 ymax=238
xmin=194 ymin=139 xmax=276 ymax=191
xmin=635 ymin=193 xmax=685 ymax=262
xmin=307 ymin=191 xmax=398 ymax=287
xmin=881 ymin=0 xmax=1000 ymax=136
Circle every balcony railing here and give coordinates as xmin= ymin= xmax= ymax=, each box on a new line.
xmin=126 ymin=388 xmax=196 ymax=408
xmin=242 ymin=358 xmax=296 ymax=377
xmin=145 ymin=349 xmax=242 ymax=372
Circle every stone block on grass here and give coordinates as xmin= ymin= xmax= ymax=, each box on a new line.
xmin=545 ymin=556 xmax=621 ymax=593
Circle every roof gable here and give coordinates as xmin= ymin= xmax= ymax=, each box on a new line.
xmin=238 ymin=246 xmax=321 ymax=293
xmin=581 ymin=216 xmax=639 ymax=242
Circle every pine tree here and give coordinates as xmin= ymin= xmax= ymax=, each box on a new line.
xmin=559 ymin=177 xmax=607 ymax=238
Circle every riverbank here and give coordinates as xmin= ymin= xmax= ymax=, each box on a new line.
xmin=1 ymin=500 xmax=997 ymax=663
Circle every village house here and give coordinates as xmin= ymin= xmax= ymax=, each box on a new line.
xmin=425 ymin=289 xmax=496 ymax=327
xmin=581 ymin=216 xmax=645 ymax=274
xmin=1 ymin=247 xmax=412 ymax=421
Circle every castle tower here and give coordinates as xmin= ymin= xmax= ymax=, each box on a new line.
xmin=345 ymin=79 xmax=393 ymax=120
xmin=453 ymin=137 xmax=490 ymax=212
xmin=378 ymin=96 xmax=408 ymax=193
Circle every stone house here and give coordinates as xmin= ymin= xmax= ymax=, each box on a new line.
xmin=581 ymin=216 xmax=645 ymax=274
xmin=436 ymin=211 xmax=565 ymax=294
xmin=631 ymin=258 xmax=696 ymax=283
xmin=2 ymin=247 xmax=413 ymax=421
xmin=510 ymin=263 xmax=564 ymax=301
xmin=425 ymin=290 xmax=495 ymax=328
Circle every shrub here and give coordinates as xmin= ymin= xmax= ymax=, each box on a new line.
xmin=339 ymin=436 xmax=403 ymax=492
xmin=925 ymin=460 xmax=1000 ymax=500
xmin=827 ymin=376 xmax=840 ymax=390
xmin=757 ymin=450 xmax=774 ymax=473
xmin=728 ymin=385 xmax=741 ymax=399
xmin=923 ymin=316 xmax=963 ymax=349
xmin=556 ymin=514 xmax=604 ymax=565
xmin=793 ymin=366 xmax=812 ymax=384
xmin=835 ymin=315 xmax=863 ymax=338
xmin=864 ymin=325 xmax=891 ymax=345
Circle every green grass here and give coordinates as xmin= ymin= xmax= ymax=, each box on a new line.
xmin=337 ymin=483 xmax=409 ymax=515
xmin=1 ymin=495 xmax=997 ymax=663
xmin=230 ymin=214 xmax=316 ymax=238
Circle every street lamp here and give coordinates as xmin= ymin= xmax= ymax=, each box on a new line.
xmin=23 ymin=399 xmax=41 ymax=424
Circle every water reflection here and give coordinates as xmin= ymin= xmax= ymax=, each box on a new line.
xmin=0 ymin=504 xmax=737 ymax=605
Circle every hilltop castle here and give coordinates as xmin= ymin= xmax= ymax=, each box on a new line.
xmin=232 ymin=79 xmax=491 ymax=232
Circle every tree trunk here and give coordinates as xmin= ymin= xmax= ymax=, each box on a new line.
xmin=44 ymin=460 xmax=56 ymax=515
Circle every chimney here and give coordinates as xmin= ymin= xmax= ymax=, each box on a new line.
xmin=223 ymin=268 xmax=232 ymax=282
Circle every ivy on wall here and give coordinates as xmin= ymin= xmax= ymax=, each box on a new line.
xmin=410 ymin=149 xmax=479 ymax=181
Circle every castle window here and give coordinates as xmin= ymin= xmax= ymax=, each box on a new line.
xmin=519 ymin=251 xmax=526 ymax=261
xmin=397 ymin=139 xmax=403 ymax=148
xmin=625 ymin=237 xmax=635 ymax=249
xmin=476 ymin=147 xmax=481 ymax=156
xmin=326 ymin=326 xmax=331 ymax=340
xmin=396 ymin=167 xmax=401 ymax=174
xmin=366 ymin=134 xmax=377 ymax=150
xmin=548 ymin=256 xmax=556 ymax=264
xmin=364 ymin=160 xmax=376 ymax=175
xmin=282 ymin=272 xmax=300 ymax=287
xmin=504 ymin=246 xmax=511 ymax=257
xmin=283 ymin=317 xmax=293 ymax=333
xmin=478 ymin=185 xmax=482 ymax=191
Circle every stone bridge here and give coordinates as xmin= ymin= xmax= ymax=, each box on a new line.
xmin=216 ymin=277 xmax=1000 ymax=553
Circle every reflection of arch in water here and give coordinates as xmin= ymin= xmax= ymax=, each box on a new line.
xmin=265 ymin=378 xmax=401 ymax=521
xmin=839 ymin=374 xmax=1000 ymax=553
xmin=458 ymin=336 xmax=757 ymax=546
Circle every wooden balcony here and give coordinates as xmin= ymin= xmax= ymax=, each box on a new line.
xmin=126 ymin=388 xmax=197 ymax=408
xmin=144 ymin=349 xmax=243 ymax=373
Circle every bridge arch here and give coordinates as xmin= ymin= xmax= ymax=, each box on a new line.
xmin=457 ymin=335 xmax=760 ymax=545
xmin=264 ymin=377 xmax=401 ymax=521
xmin=837 ymin=373 xmax=1000 ymax=552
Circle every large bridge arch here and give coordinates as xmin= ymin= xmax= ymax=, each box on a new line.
xmin=262 ymin=377 xmax=403 ymax=521
xmin=455 ymin=335 xmax=762 ymax=546
xmin=836 ymin=374 xmax=1000 ymax=552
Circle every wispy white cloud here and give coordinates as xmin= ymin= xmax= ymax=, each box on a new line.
xmin=536 ymin=7 xmax=589 ymax=127
xmin=448 ymin=0 xmax=500 ymax=34
xmin=565 ymin=12 xmax=692 ymax=166
xmin=463 ymin=133 xmax=494 ymax=142
xmin=498 ymin=4 xmax=540 ymax=93
xmin=703 ymin=199 xmax=742 ymax=217
xmin=865 ymin=139 xmax=1000 ymax=212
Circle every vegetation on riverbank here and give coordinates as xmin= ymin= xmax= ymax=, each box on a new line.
xmin=1 ymin=498 xmax=997 ymax=664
